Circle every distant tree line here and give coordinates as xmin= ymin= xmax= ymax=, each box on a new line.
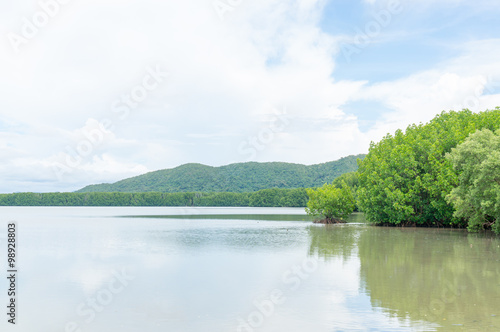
xmin=0 ymin=188 xmax=309 ymax=207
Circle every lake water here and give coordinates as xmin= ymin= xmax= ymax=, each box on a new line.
xmin=0 ymin=207 xmax=499 ymax=331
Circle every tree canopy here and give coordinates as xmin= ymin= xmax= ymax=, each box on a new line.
xmin=305 ymin=182 xmax=355 ymax=222
xmin=446 ymin=128 xmax=500 ymax=234
xmin=357 ymin=108 xmax=500 ymax=228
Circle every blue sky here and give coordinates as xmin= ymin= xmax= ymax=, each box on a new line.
xmin=324 ymin=0 xmax=500 ymax=82
xmin=1 ymin=0 xmax=500 ymax=193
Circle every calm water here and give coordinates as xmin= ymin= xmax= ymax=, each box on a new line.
xmin=0 ymin=207 xmax=499 ymax=331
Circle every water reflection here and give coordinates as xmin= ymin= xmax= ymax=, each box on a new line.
xmin=308 ymin=224 xmax=361 ymax=261
xmin=358 ymin=228 xmax=500 ymax=331
xmin=3 ymin=207 xmax=499 ymax=332
xmin=142 ymin=220 xmax=310 ymax=253
xmin=307 ymin=213 xmax=367 ymax=260
xmin=308 ymin=220 xmax=500 ymax=331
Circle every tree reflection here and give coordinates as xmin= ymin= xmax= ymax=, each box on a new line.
xmin=357 ymin=227 xmax=500 ymax=330
xmin=307 ymin=220 xmax=500 ymax=330
xmin=307 ymin=224 xmax=364 ymax=261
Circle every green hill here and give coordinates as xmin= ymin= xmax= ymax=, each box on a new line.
xmin=76 ymin=154 xmax=365 ymax=193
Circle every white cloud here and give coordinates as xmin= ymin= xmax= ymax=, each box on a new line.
xmin=0 ymin=0 xmax=499 ymax=192
xmin=348 ymin=39 xmax=500 ymax=143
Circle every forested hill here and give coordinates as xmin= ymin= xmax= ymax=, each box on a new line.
xmin=77 ymin=154 xmax=365 ymax=193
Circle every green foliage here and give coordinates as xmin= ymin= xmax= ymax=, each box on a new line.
xmin=249 ymin=188 xmax=309 ymax=207
xmin=305 ymin=182 xmax=355 ymax=221
xmin=76 ymin=155 xmax=365 ymax=193
xmin=332 ymin=171 xmax=360 ymax=211
xmin=0 ymin=188 xmax=308 ymax=207
xmin=332 ymin=171 xmax=359 ymax=189
xmin=358 ymin=108 xmax=500 ymax=227
xmin=446 ymin=129 xmax=500 ymax=234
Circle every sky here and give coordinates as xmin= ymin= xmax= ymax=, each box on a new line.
xmin=1 ymin=0 xmax=500 ymax=193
